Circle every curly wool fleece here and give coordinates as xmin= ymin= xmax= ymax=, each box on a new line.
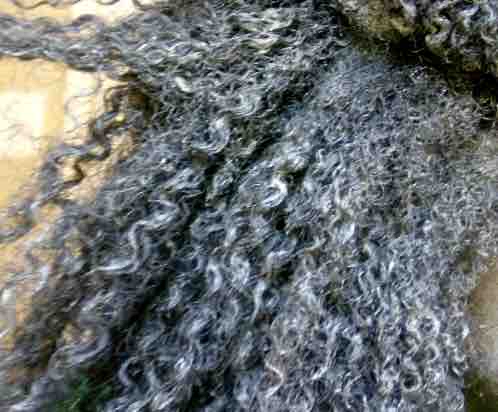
xmin=0 ymin=1 xmax=497 ymax=411
xmin=338 ymin=0 xmax=498 ymax=76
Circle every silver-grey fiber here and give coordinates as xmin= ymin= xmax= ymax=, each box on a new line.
xmin=0 ymin=1 xmax=497 ymax=411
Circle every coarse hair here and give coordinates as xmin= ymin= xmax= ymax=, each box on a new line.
xmin=0 ymin=1 xmax=497 ymax=411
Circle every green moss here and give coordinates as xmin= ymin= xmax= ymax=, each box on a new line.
xmin=53 ymin=376 xmax=113 ymax=412
xmin=465 ymin=374 xmax=498 ymax=412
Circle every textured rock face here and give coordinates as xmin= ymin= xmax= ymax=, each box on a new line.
xmin=337 ymin=0 xmax=498 ymax=77
xmin=471 ymin=262 xmax=498 ymax=386
xmin=0 ymin=0 xmax=134 ymax=350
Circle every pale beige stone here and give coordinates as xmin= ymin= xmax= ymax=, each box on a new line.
xmin=470 ymin=263 xmax=498 ymax=385
xmin=0 ymin=0 xmax=134 ymax=348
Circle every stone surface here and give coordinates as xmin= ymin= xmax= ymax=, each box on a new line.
xmin=0 ymin=0 xmax=133 ymax=349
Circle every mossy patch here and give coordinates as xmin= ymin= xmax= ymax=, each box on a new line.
xmin=53 ymin=376 xmax=114 ymax=412
xmin=466 ymin=374 xmax=498 ymax=412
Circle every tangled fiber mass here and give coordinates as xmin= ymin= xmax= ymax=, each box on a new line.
xmin=0 ymin=1 xmax=498 ymax=411
xmin=339 ymin=0 xmax=498 ymax=76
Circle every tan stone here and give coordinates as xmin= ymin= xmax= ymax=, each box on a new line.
xmin=470 ymin=262 xmax=498 ymax=384
xmin=0 ymin=0 xmax=134 ymax=348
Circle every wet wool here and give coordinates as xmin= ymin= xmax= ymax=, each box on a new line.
xmin=0 ymin=1 xmax=498 ymax=411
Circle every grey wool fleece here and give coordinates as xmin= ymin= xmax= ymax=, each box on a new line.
xmin=0 ymin=1 xmax=497 ymax=411
xmin=338 ymin=0 xmax=498 ymax=76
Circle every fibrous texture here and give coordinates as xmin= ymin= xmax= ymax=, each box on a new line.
xmin=337 ymin=0 xmax=498 ymax=77
xmin=0 ymin=1 xmax=497 ymax=412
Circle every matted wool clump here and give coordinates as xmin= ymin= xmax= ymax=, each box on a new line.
xmin=0 ymin=1 xmax=497 ymax=411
